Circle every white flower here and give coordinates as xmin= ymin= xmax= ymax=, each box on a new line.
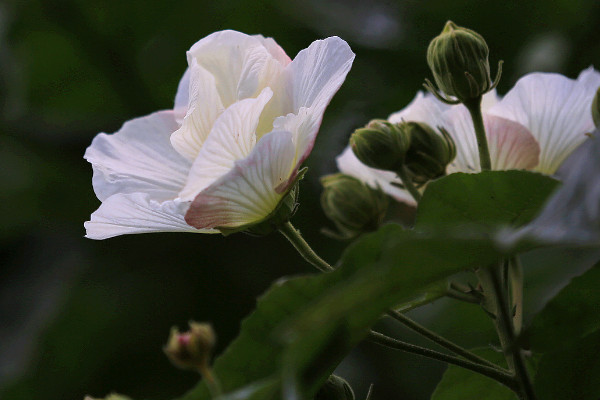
xmin=85 ymin=30 xmax=354 ymax=239
xmin=338 ymin=67 xmax=600 ymax=204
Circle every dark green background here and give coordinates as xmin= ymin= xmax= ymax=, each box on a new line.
xmin=1 ymin=0 xmax=599 ymax=399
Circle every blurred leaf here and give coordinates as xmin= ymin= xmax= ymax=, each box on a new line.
xmin=415 ymin=171 xmax=559 ymax=230
xmin=525 ymin=264 xmax=600 ymax=352
xmin=215 ymin=379 xmax=277 ymax=400
xmin=534 ymin=330 xmax=600 ymax=400
xmin=431 ymin=349 xmax=514 ymax=400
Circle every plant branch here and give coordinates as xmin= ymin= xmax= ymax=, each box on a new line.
xmin=386 ymin=310 xmax=501 ymax=370
xmin=367 ymin=330 xmax=518 ymax=391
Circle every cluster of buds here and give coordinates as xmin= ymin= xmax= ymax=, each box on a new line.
xmin=351 ymin=119 xmax=456 ymax=186
xmin=164 ymin=321 xmax=216 ymax=372
xmin=425 ymin=21 xmax=502 ymax=105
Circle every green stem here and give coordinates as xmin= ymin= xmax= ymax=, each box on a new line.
xmin=464 ymin=97 xmax=492 ymax=171
xmin=487 ymin=265 xmax=537 ymax=400
xmin=367 ymin=330 xmax=518 ymax=391
xmin=397 ymin=166 xmax=422 ymax=202
xmin=199 ymin=365 xmax=222 ymax=398
xmin=509 ymin=257 xmax=524 ymax=335
xmin=278 ymin=222 xmax=333 ymax=272
xmin=386 ymin=309 xmax=502 ymax=370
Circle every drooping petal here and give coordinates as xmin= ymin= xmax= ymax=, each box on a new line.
xmin=274 ymin=37 xmax=354 ymax=171
xmin=187 ymin=30 xmax=285 ymax=108
xmin=170 ymin=60 xmax=225 ymax=160
xmin=84 ymin=111 xmax=191 ymax=202
xmin=179 ymin=88 xmax=273 ymax=201
xmin=336 ymin=147 xmax=415 ymax=205
xmin=184 ymin=130 xmax=296 ymax=229
xmin=85 ymin=193 xmax=214 ymax=239
xmin=488 ymin=67 xmax=600 ymax=173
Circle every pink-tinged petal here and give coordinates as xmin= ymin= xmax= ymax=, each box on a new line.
xmin=187 ymin=30 xmax=285 ymax=107
xmin=170 ymin=60 xmax=224 ymax=160
xmin=486 ymin=115 xmax=540 ymax=170
xmin=488 ymin=67 xmax=600 ymax=173
xmin=179 ymin=88 xmax=273 ymax=201
xmin=85 ymin=193 xmax=215 ymax=239
xmin=336 ymin=147 xmax=416 ymax=205
xmin=185 ymin=131 xmax=296 ymax=229
xmin=446 ymin=108 xmax=541 ymax=173
xmin=84 ymin=111 xmax=191 ymax=202
xmin=253 ymin=35 xmax=292 ymax=66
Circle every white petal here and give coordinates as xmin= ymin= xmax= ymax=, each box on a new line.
xmin=184 ymin=130 xmax=296 ymax=229
xmin=187 ymin=30 xmax=285 ymax=107
xmin=336 ymin=147 xmax=415 ymax=205
xmin=288 ymin=36 xmax=355 ymax=114
xmin=179 ymin=88 xmax=273 ymax=200
xmin=274 ymin=37 xmax=354 ymax=169
xmin=174 ymin=67 xmax=191 ymax=124
xmin=84 ymin=111 xmax=190 ymax=202
xmin=388 ymin=91 xmax=451 ymax=127
xmin=85 ymin=193 xmax=214 ymax=239
xmin=170 ymin=60 xmax=224 ymax=160
xmin=488 ymin=67 xmax=600 ymax=173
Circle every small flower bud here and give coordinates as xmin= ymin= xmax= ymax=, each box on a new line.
xmin=164 ymin=321 xmax=216 ymax=371
xmin=315 ymin=375 xmax=355 ymax=400
xmin=350 ymin=119 xmax=411 ymax=172
xmin=427 ymin=21 xmax=498 ymax=103
xmin=321 ymin=174 xmax=388 ymax=240
xmin=592 ymin=86 xmax=600 ymax=128
xmin=402 ymin=122 xmax=456 ymax=185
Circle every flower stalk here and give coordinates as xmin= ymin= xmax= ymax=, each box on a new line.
xmin=464 ymin=97 xmax=492 ymax=171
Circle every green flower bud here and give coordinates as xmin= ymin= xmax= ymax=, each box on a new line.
xmin=427 ymin=21 xmax=500 ymax=103
xmin=592 ymin=86 xmax=600 ymax=128
xmin=321 ymin=173 xmax=388 ymax=240
xmin=164 ymin=321 xmax=216 ymax=371
xmin=402 ymin=122 xmax=456 ymax=185
xmin=315 ymin=375 xmax=355 ymax=400
xmin=350 ymin=119 xmax=411 ymax=172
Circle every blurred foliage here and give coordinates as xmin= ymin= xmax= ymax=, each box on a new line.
xmin=2 ymin=0 xmax=600 ymax=399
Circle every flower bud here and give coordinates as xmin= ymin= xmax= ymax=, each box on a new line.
xmin=402 ymin=122 xmax=456 ymax=185
xmin=350 ymin=119 xmax=410 ymax=172
xmin=592 ymin=86 xmax=600 ymax=128
xmin=321 ymin=174 xmax=388 ymax=240
xmin=164 ymin=321 xmax=216 ymax=371
xmin=427 ymin=21 xmax=497 ymax=103
xmin=315 ymin=375 xmax=355 ymax=400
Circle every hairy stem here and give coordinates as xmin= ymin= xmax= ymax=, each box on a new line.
xmin=279 ymin=222 xmax=333 ymax=272
xmin=464 ymin=97 xmax=492 ymax=171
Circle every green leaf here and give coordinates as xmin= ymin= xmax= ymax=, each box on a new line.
xmin=525 ymin=264 xmax=600 ymax=352
xmin=431 ymin=349 xmax=514 ymax=400
xmin=415 ymin=171 xmax=559 ymax=230
xmin=534 ymin=330 xmax=600 ymax=400
xmin=214 ymin=379 xmax=278 ymax=400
